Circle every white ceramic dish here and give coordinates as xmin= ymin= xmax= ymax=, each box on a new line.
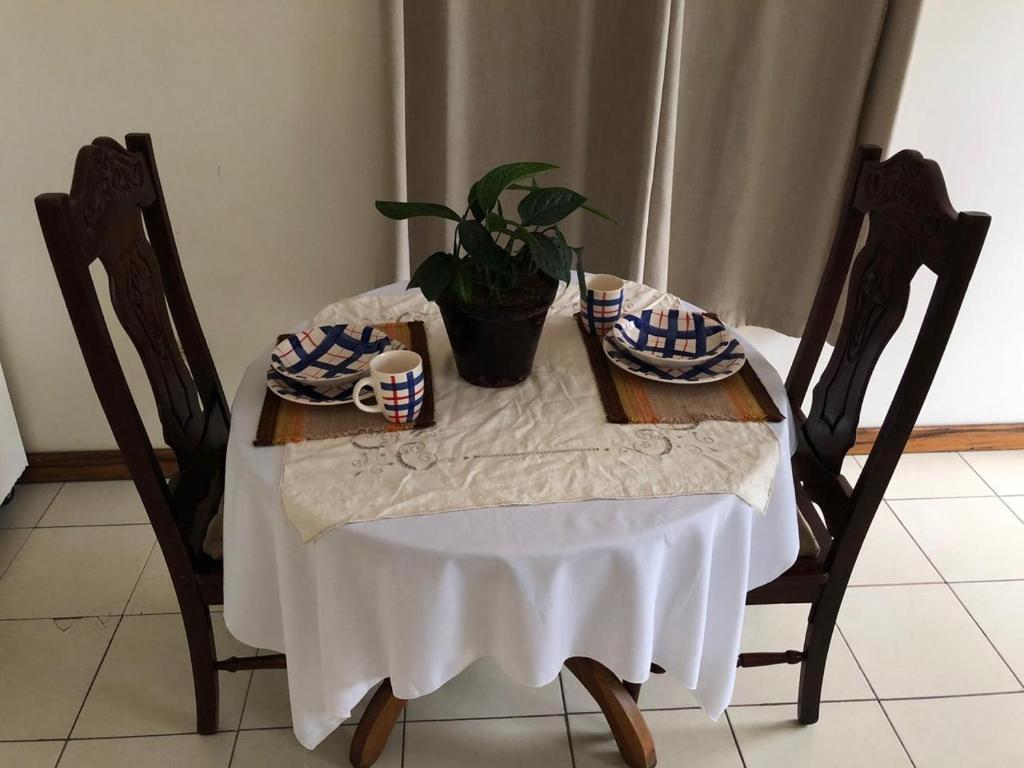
xmin=603 ymin=333 xmax=745 ymax=384
xmin=611 ymin=309 xmax=731 ymax=369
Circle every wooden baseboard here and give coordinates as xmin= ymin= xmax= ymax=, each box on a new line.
xmin=20 ymin=449 xmax=177 ymax=484
xmin=850 ymin=423 xmax=1024 ymax=455
xmin=15 ymin=423 xmax=1024 ymax=483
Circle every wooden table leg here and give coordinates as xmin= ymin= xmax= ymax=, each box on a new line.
xmin=349 ymin=679 xmax=407 ymax=768
xmin=566 ymin=657 xmax=657 ymax=768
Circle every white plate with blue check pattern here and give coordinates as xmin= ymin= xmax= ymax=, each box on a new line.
xmin=603 ymin=333 xmax=745 ymax=384
xmin=612 ymin=309 xmax=732 ymax=369
xmin=266 ymin=369 xmax=377 ymax=406
xmin=271 ymin=325 xmax=406 ymax=384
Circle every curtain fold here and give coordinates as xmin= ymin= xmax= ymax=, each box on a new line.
xmin=386 ymin=0 xmax=920 ymax=335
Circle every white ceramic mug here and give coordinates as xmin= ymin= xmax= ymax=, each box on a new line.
xmin=580 ymin=274 xmax=625 ymax=335
xmin=353 ymin=350 xmax=425 ymax=424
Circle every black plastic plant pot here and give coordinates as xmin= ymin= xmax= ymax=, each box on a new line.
xmin=436 ymin=279 xmax=558 ymax=388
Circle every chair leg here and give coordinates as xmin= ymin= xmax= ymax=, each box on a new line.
xmin=797 ymin=594 xmax=842 ymax=725
xmin=350 ymin=679 xmax=407 ymax=768
xmin=180 ymin=602 xmax=220 ymax=734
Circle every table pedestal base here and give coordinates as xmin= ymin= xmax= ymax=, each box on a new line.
xmin=565 ymin=657 xmax=657 ymax=768
xmin=349 ymin=658 xmax=656 ymax=768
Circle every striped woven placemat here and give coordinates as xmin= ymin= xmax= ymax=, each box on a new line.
xmin=576 ymin=315 xmax=784 ymax=425
xmin=253 ymin=321 xmax=435 ymax=446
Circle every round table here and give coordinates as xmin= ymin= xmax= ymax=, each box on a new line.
xmin=224 ymin=281 xmax=798 ymax=764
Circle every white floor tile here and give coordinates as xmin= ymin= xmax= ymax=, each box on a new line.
xmin=0 ymin=526 xmax=153 ymax=619
xmin=879 ymin=452 xmax=991 ymax=499
xmin=891 ymin=497 xmax=1024 ymax=581
xmin=961 ymin=450 xmax=1024 ymax=495
xmin=0 ymin=617 xmax=115 ymax=740
xmin=563 ymin=665 xmax=697 ymax=713
xmin=0 ymin=527 xmax=30 ymax=575
xmin=1005 ymin=495 xmax=1024 ymax=522
xmin=0 ymin=741 xmax=63 ymax=768
xmin=885 ymin=693 xmax=1024 ymax=767
xmin=233 ymin=724 xmax=401 ymax=768
xmin=404 ymin=716 xmax=572 ymax=767
xmin=124 ymin=544 xmax=179 ymax=615
xmin=953 ymin=581 xmax=1024 ymax=680
xmin=0 ymin=483 xmax=61 ymax=528
xmin=571 ymin=710 xmax=741 ymax=767
xmin=732 ymin=605 xmax=873 ymax=705
xmin=59 ymin=732 xmax=235 ymax=767
xmin=849 ymin=503 xmax=941 ymax=586
xmin=241 ymin=665 xmax=374 ymax=729
xmin=404 ymin=658 xmax=563 ymax=721
xmin=842 ymin=456 xmax=862 ymax=487
xmin=72 ymin=612 xmax=253 ymax=737
xmin=839 ymin=584 xmax=1020 ymax=698
xmin=38 ymin=481 xmax=148 ymax=527
xmin=729 ymin=701 xmax=911 ymax=767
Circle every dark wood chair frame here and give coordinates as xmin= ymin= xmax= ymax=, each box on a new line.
xmin=36 ymin=138 xmax=988 ymax=768
xmin=35 ymin=134 xmax=655 ymax=768
xmin=672 ymin=145 xmax=986 ymax=726
xmin=35 ymin=134 xmax=286 ymax=737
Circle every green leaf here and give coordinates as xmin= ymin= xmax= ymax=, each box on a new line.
xmin=484 ymin=212 xmax=507 ymax=233
xmin=518 ymin=187 xmax=587 ymax=227
xmin=449 ymin=259 xmax=475 ymax=302
xmin=470 ymin=162 xmax=558 ymax=217
xmin=467 ymin=181 xmax=484 ymax=221
xmin=375 ymin=201 xmax=461 ymax=222
xmin=457 ymin=220 xmax=506 ymax=271
xmin=572 ymin=245 xmax=587 ymax=293
xmin=524 ymin=231 xmax=570 ymax=283
xmin=408 ymin=251 xmax=457 ymax=301
xmin=581 ymin=203 xmax=617 ymax=223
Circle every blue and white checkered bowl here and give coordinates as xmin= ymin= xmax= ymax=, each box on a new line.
xmin=271 ymin=325 xmax=404 ymax=385
xmin=611 ymin=309 xmax=732 ymax=369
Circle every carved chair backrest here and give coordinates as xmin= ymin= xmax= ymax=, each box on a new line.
xmin=35 ymin=134 xmax=229 ymax=565
xmin=786 ymin=145 xmax=989 ymax=572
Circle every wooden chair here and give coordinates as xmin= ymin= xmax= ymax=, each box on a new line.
xmin=633 ymin=145 xmax=990 ymax=725
xmin=35 ymin=134 xmax=285 ymax=735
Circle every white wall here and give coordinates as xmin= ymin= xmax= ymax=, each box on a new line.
xmin=742 ymin=0 xmax=1024 ymax=426
xmin=0 ymin=0 xmax=398 ymax=451
xmin=0 ymin=362 xmax=26 ymax=496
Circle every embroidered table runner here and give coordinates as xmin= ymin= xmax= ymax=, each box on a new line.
xmin=253 ymin=321 xmax=435 ymax=446
xmin=279 ymin=283 xmax=781 ymax=543
xmin=575 ymin=315 xmax=784 ymax=425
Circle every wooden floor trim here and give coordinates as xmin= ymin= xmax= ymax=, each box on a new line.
xmin=20 ymin=449 xmax=177 ymax=484
xmin=15 ymin=423 xmax=1024 ymax=483
xmin=850 ymin=423 xmax=1024 ymax=455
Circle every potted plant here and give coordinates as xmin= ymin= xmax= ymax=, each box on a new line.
xmin=376 ymin=162 xmax=611 ymax=387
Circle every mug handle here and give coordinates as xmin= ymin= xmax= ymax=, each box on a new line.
xmin=353 ymin=377 xmax=383 ymax=413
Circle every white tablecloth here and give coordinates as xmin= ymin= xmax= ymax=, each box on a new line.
xmin=224 ymin=283 xmax=798 ymax=750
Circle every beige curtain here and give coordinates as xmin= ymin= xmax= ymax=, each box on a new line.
xmin=384 ymin=0 xmax=920 ymax=336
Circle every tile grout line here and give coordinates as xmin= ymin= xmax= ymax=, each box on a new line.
xmin=54 ymin=534 xmax=156 ymax=765
xmin=885 ymin=495 xmax=1024 ymax=691
xmin=958 ymin=452 xmax=1024 ymax=526
xmin=400 ymin=706 xmax=407 ymax=768
xmin=877 ymin=700 xmax=918 ymax=768
xmin=834 ymin=624 xmax=917 ymax=767
xmin=958 ymin=451 xmax=1022 ymax=502
xmin=227 ymin=661 xmax=257 ymax=767
xmin=557 ymin=672 xmax=577 ymax=768
xmin=0 ymin=484 xmax=63 ymax=582
xmin=723 ymin=710 xmax=747 ymax=768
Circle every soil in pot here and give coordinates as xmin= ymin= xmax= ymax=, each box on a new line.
xmin=437 ymin=273 xmax=558 ymax=387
